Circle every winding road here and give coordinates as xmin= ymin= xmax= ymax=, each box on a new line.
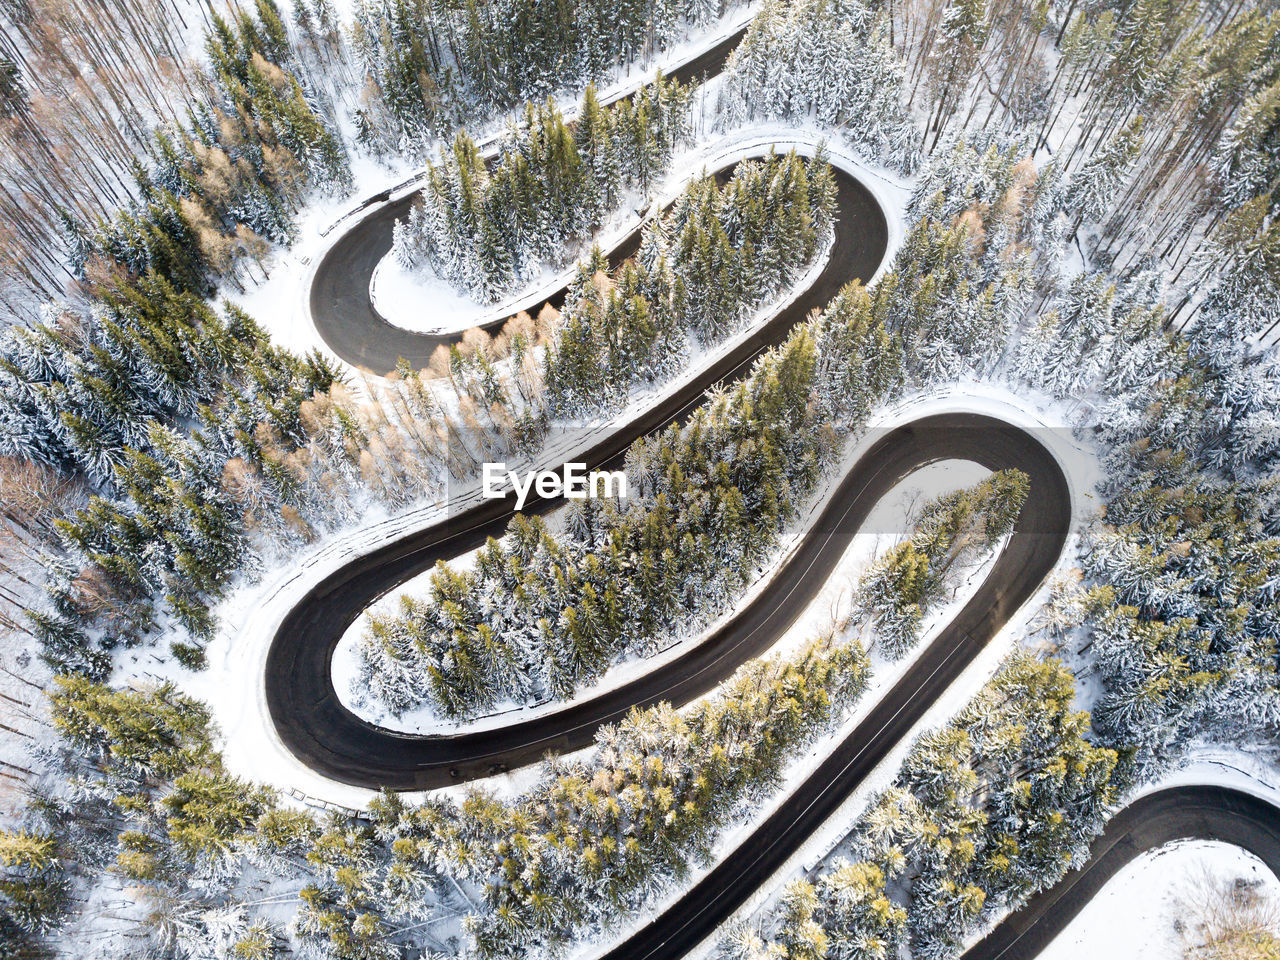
xmin=309 ymin=26 xmax=749 ymax=374
xmin=269 ymin=414 xmax=1064 ymax=791
xmin=269 ymin=157 xmax=887 ymax=788
xmin=272 ymin=20 xmax=1280 ymax=960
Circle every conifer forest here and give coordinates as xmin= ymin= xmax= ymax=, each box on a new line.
xmin=2 ymin=0 xmax=1280 ymax=959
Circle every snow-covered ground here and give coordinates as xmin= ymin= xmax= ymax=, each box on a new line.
xmin=371 ymin=255 xmax=586 ymax=335
xmin=1039 ymin=841 xmax=1279 ymax=960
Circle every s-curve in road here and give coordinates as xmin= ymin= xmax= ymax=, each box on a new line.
xmin=265 ymin=414 xmax=1070 ymax=791
xmin=266 ymin=412 xmax=1082 ymax=960
xmin=267 ymin=157 xmax=888 ymax=787
xmin=308 ymin=25 xmax=749 ymax=375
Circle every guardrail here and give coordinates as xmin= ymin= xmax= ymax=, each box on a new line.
xmin=286 ymin=787 xmax=370 ymax=821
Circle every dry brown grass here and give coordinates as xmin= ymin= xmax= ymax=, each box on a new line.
xmin=1179 ymin=868 xmax=1280 ymax=960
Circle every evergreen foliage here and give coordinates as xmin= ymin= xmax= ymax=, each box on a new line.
xmin=350 ymin=0 xmax=722 ymax=152
xmin=1009 ymin=169 xmax=1280 ymax=782
xmin=892 ymin=137 xmax=1047 ymax=380
xmin=393 ymin=76 xmax=692 ymax=302
xmin=542 ymin=245 xmax=688 ymax=413
xmin=544 ymin=150 xmax=836 ymax=415
xmin=362 ymin=141 xmax=1069 ymax=721
xmin=33 ymin=677 xmax=327 ymax=954
xmin=734 ymin=656 xmax=1119 ymax=960
xmin=8 ymin=1 xmax=1280 ymax=955
xmin=65 ymin=1 xmax=350 ymax=297
xmin=0 ymin=828 xmax=69 ymax=949
xmin=719 ymin=0 xmax=920 ymax=172
xmin=855 ymin=469 xmax=1029 ymax=658
xmin=0 ymin=276 xmax=341 ymax=669
xmin=377 ymin=631 xmax=870 ymax=959
xmin=48 ymin=676 xmax=216 ymax=780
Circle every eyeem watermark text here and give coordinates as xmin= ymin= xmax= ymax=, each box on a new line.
xmin=482 ymin=463 xmax=628 ymax=510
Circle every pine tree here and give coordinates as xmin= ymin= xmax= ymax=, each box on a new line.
xmin=1065 ymin=116 xmax=1146 ymax=239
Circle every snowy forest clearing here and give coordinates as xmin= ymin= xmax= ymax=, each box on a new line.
xmin=1036 ymin=752 xmax=1280 ymax=960
xmin=370 ymin=255 xmax=569 ymax=335
xmin=1038 ymin=841 xmax=1280 ymax=960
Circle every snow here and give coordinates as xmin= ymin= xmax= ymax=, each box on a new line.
xmin=18 ymin=3 xmax=1280 ymax=956
xmin=367 ymin=103 xmax=915 ymax=342
xmin=563 ymin=482 xmax=1008 ymax=932
xmin=598 ymin=381 xmax=1104 ymax=960
xmin=0 ymin=632 xmax=51 ymax=829
xmin=370 ymin=255 xmax=568 ymax=335
xmin=1037 ymin=841 xmax=1280 ymax=960
xmin=186 ymin=134 xmax=906 ymax=810
xmin=219 ymin=150 xmax=423 ymax=361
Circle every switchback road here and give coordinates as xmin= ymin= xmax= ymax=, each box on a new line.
xmin=271 ymin=158 xmax=889 ymax=787
xmin=308 ymin=26 xmax=748 ymax=374
xmin=280 ymin=19 xmax=1280 ymax=960
xmin=267 ymin=415 xmax=1065 ymax=789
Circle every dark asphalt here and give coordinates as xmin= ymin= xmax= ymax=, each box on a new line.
xmin=272 ymin=159 xmax=888 ymax=787
xmin=285 ymin=22 xmax=1280 ymax=960
xmin=309 ymin=26 xmax=748 ymax=375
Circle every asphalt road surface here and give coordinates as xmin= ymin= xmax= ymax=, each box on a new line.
xmin=284 ymin=22 xmax=1280 ymax=960
xmin=308 ymin=26 xmax=749 ymax=375
xmin=271 ymin=158 xmax=889 ymax=787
